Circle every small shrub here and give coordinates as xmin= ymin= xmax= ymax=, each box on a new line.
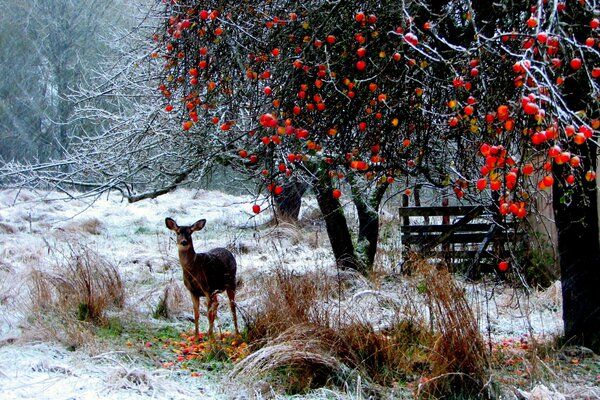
xmin=98 ymin=317 xmax=125 ymax=339
xmin=79 ymin=218 xmax=104 ymax=235
xmin=27 ymin=243 xmax=125 ymax=346
xmin=244 ymin=268 xmax=323 ymax=344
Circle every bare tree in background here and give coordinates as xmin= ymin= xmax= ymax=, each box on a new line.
xmin=0 ymin=0 xmax=130 ymax=161
xmin=1 ymin=0 xmax=241 ymax=198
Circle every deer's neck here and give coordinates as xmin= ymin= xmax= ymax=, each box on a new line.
xmin=178 ymin=246 xmax=209 ymax=293
xmin=178 ymin=245 xmax=198 ymax=271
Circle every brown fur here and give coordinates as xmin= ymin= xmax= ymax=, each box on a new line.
xmin=165 ymin=217 xmax=239 ymax=339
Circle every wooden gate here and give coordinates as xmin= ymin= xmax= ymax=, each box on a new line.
xmin=398 ymin=205 xmax=516 ymax=273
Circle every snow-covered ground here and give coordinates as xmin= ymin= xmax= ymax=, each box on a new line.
xmin=0 ymin=188 xmax=564 ymax=399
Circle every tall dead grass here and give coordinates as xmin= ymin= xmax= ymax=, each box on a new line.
xmin=26 ymin=243 xmax=125 ymax=347
xmin=237 ymin=267 xmax=424 ymax=396
xmin=237 ymin=257 xmax=492 ymax=398
xmin=414 ymin=258 xmax=492 ymax=398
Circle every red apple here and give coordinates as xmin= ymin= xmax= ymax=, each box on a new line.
xmin=570 ymin=58 xmax=582 ymax=70
xmin=543 ymin=175 xmax=554 ymax=187
xmin=476 ymin=178 xmax=487 ymax=191
xmin=585 ymin=170 xmax=597 ymax=182
xmin=537 ymin=32 xmax=548 ymax=43
xmin=573 ymin=132 xmax=587 ymax=145
xmin=522 ymin=164 xmax=534 ymax=175
xmin=404 ymin=32 xmax=418 ymax=46
xmin=498 ymin=261 xmax=509 ymax=271
xmin=586 ymin=37 xmax=595 ymax=47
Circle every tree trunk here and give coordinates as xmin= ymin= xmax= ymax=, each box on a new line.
xmin=553 ymin=147 xmax=600 ymax=351
xmin=313 ymin=176 xmax=360 ymax=271
xmin=274 ymin=178 xmax=308 ymax=221
xmin=352 ymin=183 xmax=387 ymax=270
xmin=354 ymin=199 xmax=379 ymax=268
xmin=555 ymin=54 xmax=600 ymax=351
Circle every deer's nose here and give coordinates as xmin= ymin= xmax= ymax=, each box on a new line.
xmin=180 ymin=240 xmax=189 ymax=246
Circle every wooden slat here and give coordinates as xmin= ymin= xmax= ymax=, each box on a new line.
xmin=402 ymin=232 xmax=507 ymax=245
xmin=424 ymin=250 xmax=496 ymax=259
xmin=398 ymin=205 xmax=489 ymax=217
xmin=402 ymin=223 xmax=493 ymax=234
xmin=421 ymin=206 xmax=485 ymax=251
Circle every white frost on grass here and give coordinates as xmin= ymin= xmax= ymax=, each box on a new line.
xmin=0 ymin=343 xmax=214 ymax=400
xmin=0 ymin=187 xmax=566 ymax=399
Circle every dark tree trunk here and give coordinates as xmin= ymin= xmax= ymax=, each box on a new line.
xmin=313 ymin=176 xmax=360 ymax=271
xmin=274 ymin=178 xmax=308 ymax=221
xmin=354 ymin=199 xmax=379 ymax=268
xmin=352 ymin=183 xmax=387 ymax=270
xmin=553 ymin=144 xmax=600 ymax=351
xmin=554 ymin=20 xmax=600 ymax=351
xmin=414 ymin=185 xmax=429 ymax=225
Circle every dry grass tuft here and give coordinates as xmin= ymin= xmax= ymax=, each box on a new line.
xmin=244 ymin=268 xmax=324 ymax=344
xmin=239 ymin=266 xmax=433 ymax=396
xmin=231 ymin=325 xmax=352 ymax=395
xmin=26 ymin=243 xmax=125 ymax=347
xmin=238 ymin=255 xmax=492 ymax=397
xmin=153 ymin=280 xmax=186 ymax=320
xmin=260 ymin=221 xmax=305 ymax=246
xmin=414 ymin=258 xmax=492 ymax=399
xmin=345 ymin=319 xmax=433 ymax=385
xmin=107 ymin=367 xmax=154 ymax=393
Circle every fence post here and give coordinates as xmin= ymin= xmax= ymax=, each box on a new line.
xmin=441 ymin=192 xmax=451 ymax=264
xmin=401 ymin=193 xmax=410 ymax=226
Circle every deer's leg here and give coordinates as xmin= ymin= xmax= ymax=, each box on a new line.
xmin=207 ymin=293 xmax=219 ymax=337
xmin=226 ymin=288 xmax=239 ymax=335
xmin=191 ymin=294 xmax=200 ymax=341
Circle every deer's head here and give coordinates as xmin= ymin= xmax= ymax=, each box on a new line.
xmin=165 ymin=218 xmax=206 ymax=249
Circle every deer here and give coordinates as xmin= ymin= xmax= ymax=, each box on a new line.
xmin=165 ymin=217 xmax=239 ymax=340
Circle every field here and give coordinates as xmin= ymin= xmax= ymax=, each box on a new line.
xmin=0 ymin=188 xmax=598 ymax=399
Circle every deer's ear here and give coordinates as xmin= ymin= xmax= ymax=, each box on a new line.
xmin=190 ymin=219 xmax=206 ymax=232
xmin=165 ymin=217 xmax=178 ymax=231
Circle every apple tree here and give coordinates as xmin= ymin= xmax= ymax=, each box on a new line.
xmin=151 ymin=0 xmax=599 ymax=349
xmin=150 ymin=0 xmax=484 ymax=272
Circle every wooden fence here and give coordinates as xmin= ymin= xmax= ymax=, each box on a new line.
xmin=398 ymin=205 xmax=517 ymax=274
